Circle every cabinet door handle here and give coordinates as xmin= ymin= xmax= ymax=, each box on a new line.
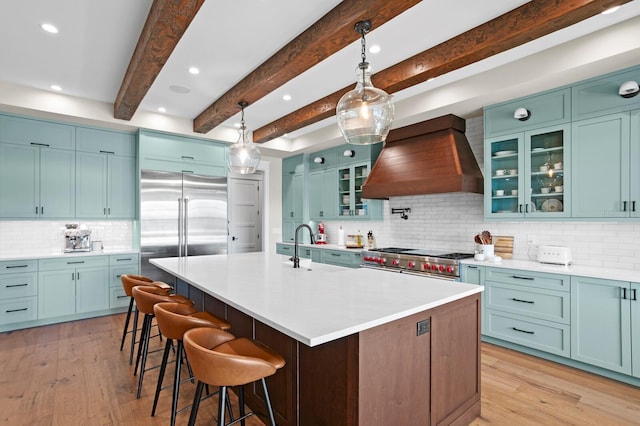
xmin=623 ymin=201 xmax=628 ymax=212
xmin=72 ymin=272 xmax=75 ymax=281
xmin=30 ymin=142 xmax=50 ymax=147
xmin=525 ymin=204 xmax=529 ymax=213
xmin=104 ymin=207 xmax=107 ymax=215
xmin=511 ymin=298 xmax=534 ymax=304
xmin=512 ymin=327 xmax=535 ymax=335
xmin=40 ymin=206 xmax=44 ymax=215
xmin=512 ymin=275 xmax=534 ymax=280
xmin=77 ymin=272 xmax=80 ymax=280
xmin=519 ymin=204 xmax=523 ymax=213
xmin=108 ymin=207 xmax=111 ymax=215
xmin=467 ymin=266 xmax=478 ymax=269
xmin=622 ymin=288 xmax=628 ymax=300
xmin=99 ymin=150 xmax=115 ymax=154
xmin=633 ymin=201 xmax=637 ymax=212
xmin=6 ymin=283 xmax=28 ymax=288
xmin=290 ymin=212 xmax=294 ymax=218
xmin=181 ymin=156 xmax=194 ymax=160
xmin=632 ymin=289 xmax=638 ymax=301
xmin=35 ymin=206 xmax=38 ymax=214
xmin=6 ymin=308 xmax=28 ymax=313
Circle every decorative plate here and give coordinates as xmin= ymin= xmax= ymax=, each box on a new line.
xmin=494 ymin=150 xmax=516 ymax=157
xmin=541 ymin=199 xmax=563 ymax=212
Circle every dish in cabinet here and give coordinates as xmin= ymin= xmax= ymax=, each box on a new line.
xmin=493 ymin=150 xmax=516 ymax=157
xmin=541 ymin=199 xmax=563 ymax=212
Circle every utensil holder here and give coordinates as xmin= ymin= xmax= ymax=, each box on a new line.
xmin=480 ymin=244 xmax=494 ymax=257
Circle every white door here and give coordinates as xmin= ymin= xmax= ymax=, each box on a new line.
xmin=228 ymin=175 xmax=262 ymax=254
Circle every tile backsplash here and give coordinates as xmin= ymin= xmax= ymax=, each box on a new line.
xmin=318 ymin=116 xmax=640 ymax=272
xmin=0 ymin=220 xmax=134 ymax=256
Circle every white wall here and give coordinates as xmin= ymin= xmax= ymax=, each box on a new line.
xmin=317 ymin=116 xmax=640 ymax=272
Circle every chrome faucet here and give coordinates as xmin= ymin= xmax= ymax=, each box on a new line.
xmin=292 ymin=224 xmax=315 ymax=268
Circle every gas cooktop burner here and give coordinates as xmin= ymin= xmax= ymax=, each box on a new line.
xmin=369 ymin=248 xmax=474 ymax=260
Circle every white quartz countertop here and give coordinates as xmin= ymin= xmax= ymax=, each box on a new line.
xmin=150 ymin=252 xmax=483 ymax=347
xmin=461 ymin=258 xmax=640 ymax=282
xmin=0 ymin=249 xmax=139 ymax=262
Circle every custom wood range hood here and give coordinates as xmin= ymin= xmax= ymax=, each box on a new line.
xmin=361 ymin=114 xmax=484 ymax=199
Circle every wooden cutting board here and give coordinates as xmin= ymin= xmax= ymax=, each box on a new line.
xmin=493 ymin=236 xmax=514 ymax=259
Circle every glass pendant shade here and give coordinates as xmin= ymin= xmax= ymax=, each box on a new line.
xmin=337 ymin=64 xmax=394 ymax=145
xmin=228 ymin=103 xmax=260 ymax=174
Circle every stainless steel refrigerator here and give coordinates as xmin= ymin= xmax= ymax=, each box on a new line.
xmin=140 ymin=170 xmax=228 ymax=283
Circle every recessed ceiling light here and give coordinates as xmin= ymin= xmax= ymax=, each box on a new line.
xmin=158 ymin=107 xmax=166 ymax=113
xmin=41 ymin=23 xmax=58 ymax=34
xmin=602 ymin=6 xmax=620 ymax=14
xmin=50 ymin=85 xmax=62 ymax=91
xmin=282 ymin=94 xmax=292 ymax=101
xmin=369 ymin=45 xmax=381 ymax=54
xmin=188 ymin=67 xmax=200 ymax=75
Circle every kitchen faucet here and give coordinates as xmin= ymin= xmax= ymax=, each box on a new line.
xmin=292 ymin=224 xmax=315 ymax=268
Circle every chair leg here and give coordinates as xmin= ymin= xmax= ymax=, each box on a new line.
xmin=136 ymin=314 xmax=152 ymax=399
xmin=188 ymin=381 xmax=205 ymax=426
xmin=261 ymin=378 xmax=277 ymax=426
xmin=170 ymin=340 xmax=184 ymax=426
xmin=239 ymin=385 xmax=246 ymax=426
xmin=129 ymin=306 xmax=139 ymax=365
xmin=134 ymin=313 xmax=146 ymax=376
xmin=217 ymin=386 xmax=227 ymax=426
xmin=120 ymin=297 xmax=134 ymax=351
xmin=151 ymin=339 xmax=173 ymax=416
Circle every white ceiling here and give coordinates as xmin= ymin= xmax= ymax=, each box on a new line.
xmin=1 ymin=1 xmax=639 ymax=156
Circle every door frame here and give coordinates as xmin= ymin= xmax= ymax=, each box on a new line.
xmin=228 ymin=163 xmax=267 ymax=252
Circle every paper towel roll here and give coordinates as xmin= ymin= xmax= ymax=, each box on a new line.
xmin=337 ymin=227 xmax=345 ymax=246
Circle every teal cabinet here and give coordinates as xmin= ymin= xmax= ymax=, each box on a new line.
xmin=460 ymin=264 xmax=485 ymax=333
xmin=484 ymin=88 xmax=571 ymax=138
xmin=571 ymin=112 xmax=638 ymax=218
xmin=0 ymin=114 xmax=75 ymax=149
xmin=572 ymin=65 xmax=640 ymax=121
xmin=309 ymin=169 xmax=338 ymax=220
xmin=570 ymin=276 xmax=633 ymax=375
xmin=139 ymin=130 xmax=226 ymax=176
xmin=108 ymin=254 xmax=139 ymax=309
xmin=38 ymin=256 xmax=109 ymax=319
xmin=337 ymin=163 xmax=382 ymax=219
xmin=0 ymin=259 xmax=38 ymax=325
xmin=276 ymin=243 xmax=360 ymax=268
xmin=282 ymin=155 xmax=305 ymax=242
xmin=632 ymin=283 xmax=640 ymax=378
xmin=75 ymin=152 xmax=136 ymax=218
xmin=485 ymin=124 xmax=570 ymax=218
xmin=0 ymin=143 xmax=75 ymax=218
xmin=483 ymin=267 xmax=570 ymax=357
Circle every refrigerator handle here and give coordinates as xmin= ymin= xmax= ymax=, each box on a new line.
xmin=184 ymin=198 xmax=189 ymax=257
xmin=178 ymin=197 xmax=184 ymax=257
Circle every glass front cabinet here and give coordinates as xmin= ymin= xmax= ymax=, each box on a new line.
xmin=485 ymin=124 xmax=570 ymax=218
xmin=338 ymin=163 xmax=379 ymax=218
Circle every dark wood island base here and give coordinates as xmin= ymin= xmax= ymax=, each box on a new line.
xmin=178 ymin=279 xmax=481 ymax=426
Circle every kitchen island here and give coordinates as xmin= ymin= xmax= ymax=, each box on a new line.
xmin=151 ymin=252 xmax=483 ymax=426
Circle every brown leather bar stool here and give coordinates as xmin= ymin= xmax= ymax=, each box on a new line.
xmin=131 ymin=286 xmax=192 ymax=399
xmin=183 ymin=327 xmax=286 ymax=426
xmin=120 ymin=274 xmax=173 ymax=365
xmin=152 ymin=302 xmax=232 ymax=426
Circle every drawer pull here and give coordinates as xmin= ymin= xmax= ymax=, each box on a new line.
xmin=181 ymin=156 xmax=194 ymax=160
xmin=116 ymin=274 xmax=122 ymax=278
xmin=467 ymin=266 xmax=478 ymax=269
xmin=115 ymin=258 xmax=133 ymax=262
xmin=512 ymin=275 xmax=534 ymax=280
xmin=6 ymin=265 xmax=28 ymax=269
xmin=6 ymin=283 xmax=28 ymax=288
xmin=6 ymin=308 xmax=28 ymax=313
xmin=511 ymin=298 xmax=534 ymax=304
xmin=66 ymin=261 xmax=85 ymax=265
xmin=512 ymin=327 xmax=535 ymax=335
xmin=99 ymin=150 xmax=115 ymax=154
xmin=116 ymin=295 xmax=128 ymax=299
xmin=331 ymin=253 xmax=341 ymax=257
xmin=30 ymin=142 xmax=50 ymax=147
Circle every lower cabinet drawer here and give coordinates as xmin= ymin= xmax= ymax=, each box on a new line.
xmin=0 ymin=273 xmax=37 ymax=299
xmin=276 ymin=244 xmax=294 ymax=256
xmin=486 ymin=283 xmax=570 ymax=324
xmin=110 ymin=265 xmax=140 ymax=288
xmin=0 ymin=297 xmax=37 ymax=325
xmin=486 ymin=310 xmax=570 ymax=357
xmin=110 ymin=287 xmax=130 ymax=309
xmin=322 ymin=250 xmax=353 ymax=267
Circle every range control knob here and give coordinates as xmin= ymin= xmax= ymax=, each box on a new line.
xmin=431 ymin=265 xmax=438 ymax=271
xmin=438 ymin=265 xmax=445 ymax=272
xmin=423 ymin=263 xmax=429 ymax=270
xmin=446 ymin=266 xmax=454 ymax=273
xmin=408 ymin=261 xmax=416 ymax=268
xmin=379 ymin=258 xmax=387 ymax=265
xmin=392 ymin=259 xmax=400 ymax=266
xmin=363 ymin=256 xmax=370 ymax=262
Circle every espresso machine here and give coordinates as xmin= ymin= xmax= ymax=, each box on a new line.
xmin=315 ymin=222 xmax=327 ymax=244
xmin=64 ymin=224 xmax=92 ymax=252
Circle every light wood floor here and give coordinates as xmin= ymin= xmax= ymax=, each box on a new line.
xmin=1 ymin=314 xmax=639 ymax=425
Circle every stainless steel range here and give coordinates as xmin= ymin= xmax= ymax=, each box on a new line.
xmin=361 ymin=247 xmax=474 ymax=280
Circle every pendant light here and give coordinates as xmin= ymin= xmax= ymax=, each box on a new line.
xmin=228 ymin=101 xmax=260 ymax=174
xmin=336 ymin=20 xmax=394 ymax=145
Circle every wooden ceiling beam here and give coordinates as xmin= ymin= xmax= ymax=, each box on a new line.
xmin=192 ymin=0 xmax=422 ymax=134
xmin=253 ymin=0 xmax=631 ymax=143
xmin=114 ymin=0 xmax=205 ymax=121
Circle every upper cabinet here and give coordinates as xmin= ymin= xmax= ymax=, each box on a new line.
xmin=484 ymin=88 xmax=571 ymax=138
xmin=572 ymin=66 xmax=640 ymax=121
xmin=0 ymin=115 xmax=75 ymax=149
xmin=484 ymin=64 xmax=640 ymax=221
xmin=138 ymin=130 xmax=226 ymax=177
xmin=485 ymin=124 xmax=570 ymax=219
xmin=282 ymin=155 xmax=305 ymax=242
